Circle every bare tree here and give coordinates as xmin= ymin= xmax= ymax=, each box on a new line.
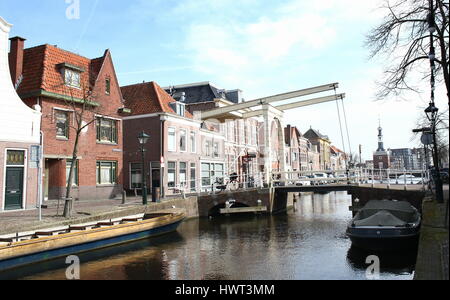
xmin=62 ymin=83 xmax=100 ymax=218
xmin=366 ymin=0 xmax=449 ymax=105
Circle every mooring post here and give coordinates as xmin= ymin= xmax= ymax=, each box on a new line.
xmin=387 ymin=169 xmax=391 ymax=189
xmin=122 ymin=190 xmax=127 ymax=205
xmin=371 ymin=168 xmax=374 ymax=187
xmin=404 ymin=169 xmax=407 ymax=191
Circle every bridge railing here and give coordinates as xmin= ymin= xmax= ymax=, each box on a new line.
xmin=358 ymin=168 xmax=429 ymax=190
xmin=270 ymin=168 xmax=430 ymax=190
xmin=173 ymin=173 xmax=266 ymax=196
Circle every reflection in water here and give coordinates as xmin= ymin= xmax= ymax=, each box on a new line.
xmin=4 ymin=192 xmax=414 ymax=280
xmin=346 ymin=246 xmax=417 ymax=276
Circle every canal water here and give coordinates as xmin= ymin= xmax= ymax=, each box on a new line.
xmin=2 ymin=192 xmax=417 ymax=280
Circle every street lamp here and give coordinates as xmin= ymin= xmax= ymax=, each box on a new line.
xmin=138 ymin=131 xmax=150 ymax=205
xmin=424 ymin=0 xmax=444 ymax=204
xmin=424 ymin=103 xmax=444 ymax=203
xmin=425 ymin=102 xmax=439 ymax=121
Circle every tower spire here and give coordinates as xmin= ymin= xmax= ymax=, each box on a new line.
xmin=377 ymin=120 xmax=385 ymax=152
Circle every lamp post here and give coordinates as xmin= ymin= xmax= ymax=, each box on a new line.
xmin=138 ymin=131 xmax=150 ymax=205
xmin=425 ymin=1 xmax=444 ymax=204
xmin=425 ymin=102 xmax=444 ymax=203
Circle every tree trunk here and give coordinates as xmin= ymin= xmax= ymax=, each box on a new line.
xmin=63 ymin=131 xmax=81 ymax=218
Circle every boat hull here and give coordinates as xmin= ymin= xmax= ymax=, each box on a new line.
xmin=0 ymin=213 xmax=184 ymax=272
xmin=347 ymin=227 xmax=420 ymax=252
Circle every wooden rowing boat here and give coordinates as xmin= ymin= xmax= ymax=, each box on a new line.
xmin=0 ymin=210 xmax=185 ymax=271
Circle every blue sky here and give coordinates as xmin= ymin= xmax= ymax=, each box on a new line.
xmin=1 ymin=0 xmax=447 ymax=161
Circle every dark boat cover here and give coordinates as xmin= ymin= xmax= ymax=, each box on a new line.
xmin=354 ymin=210 xmax=407 ymax=226
xmin=355 ymin=200 xmax=419 ymax=224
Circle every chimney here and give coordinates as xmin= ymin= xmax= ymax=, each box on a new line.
xmin=285 ymin=124 xmax=292 ymax=145
xmin=9 ymin=36 xmax=26 ymax=86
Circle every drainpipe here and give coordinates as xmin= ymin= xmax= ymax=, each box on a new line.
xmin=38 ymin=130 xmax=44 ymax=221
xmin=160 ymin=115 xmax=166 ymax=199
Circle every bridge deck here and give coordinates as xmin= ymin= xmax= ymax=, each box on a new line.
xmin=274 ymin=183 xmax=426 ymax=193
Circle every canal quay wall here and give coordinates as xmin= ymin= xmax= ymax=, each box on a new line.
xmin=197 ymin=188 xmax=273 ymax=217
xmin=414 ymin=193 xmax=449 ymax=280
xmin=348 ymin=186 xmax=426 ymax=215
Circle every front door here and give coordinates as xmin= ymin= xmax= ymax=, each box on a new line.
xmin=5 ymin=167 xmax=24 ymax=210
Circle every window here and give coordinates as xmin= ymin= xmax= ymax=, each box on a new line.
xmin=64 ymin=69 xmax=81 ymax=88
xmin=215 ymin=164 xmax=224 ymax=184
xmin=169 ymin=102 xmax=186 ymax=117
xmin=168 ymin=162 xmax=176 ymax=188
xmin=66 ymin=160 xmax=79 ymax=187
xmin=105 ymin=79 xmax=111 ymax=95
xmin=168 ymin=128 xmax=176 ymax=152
xmin=190 ymin=163 xmax=196 ymax=192
xmin=55 ymin=110 xmax=69 ymax=139
xmin=201 ymin=163 xmax=225 ymax=187
xmin=96 ymin=118 xmax=118 ymax=144
xmin=180 ymin=129 xmax=187 ymax=152
xmin=213 ymin=142 xmax=219 ymax=158
xmin=201 ymin=163 xmax=211 ymax=187
xmin=7 ymin=150 xmax=25 ymax=166
xmin=180 ymin=162 xmax=187 ymax=187
xmin=190 ymin=132 xmax=196 ymax=153
xmin=96 ymin=161 xmax=117 ymax=185
xmin=130 ymin=163 xmax=142 ymax=189
xmin=205 ymin=141 xmax=212 ymax=157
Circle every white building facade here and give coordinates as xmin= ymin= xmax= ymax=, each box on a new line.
xmin=0 ymin=17 xmax=41 ymax=212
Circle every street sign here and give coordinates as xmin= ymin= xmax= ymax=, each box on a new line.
xmin=30 ymin=145 xmax=41 ymax=162
xmin=421 ymin=133 xmax=433 ymax=145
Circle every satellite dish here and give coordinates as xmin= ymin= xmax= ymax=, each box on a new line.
xmin=421 ymin=133 xmax=433 ymax=145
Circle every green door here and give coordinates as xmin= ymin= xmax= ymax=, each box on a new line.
xmin=5 ymin=167 xmax=24 ymax=210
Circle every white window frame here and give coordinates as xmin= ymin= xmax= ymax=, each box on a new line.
xmin=190 ymin=131 xmax=196 ymax=153
xmin=168 ymin=127 xmax=177 ymax=152
xmin=64 ymin=68 xmax=81 ymax=88
xmin=180 ymin=129 xmax=187 ymax=153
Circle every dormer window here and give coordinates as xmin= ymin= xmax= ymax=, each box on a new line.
xmin=57 ymin=63 xmax=85 ymax=89
xmin=170 ymin=102 xmax=186 ymax=117
xmin=65 ymin=69 xmax=81 ymax=88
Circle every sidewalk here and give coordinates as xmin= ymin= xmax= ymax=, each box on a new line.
xmin=414 ymin=185 xmax=449 ymax=280
xmin=0 ymin=197 xmax=184 ymax=236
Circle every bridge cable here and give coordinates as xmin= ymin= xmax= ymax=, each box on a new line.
xmin=334 ymin=86 xmax=348 ymax=174
xmin=341 ymin=97 xmax=353 ymax=161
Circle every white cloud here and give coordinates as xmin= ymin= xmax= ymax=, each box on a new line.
xmin=182 ymin=10 xmax=337 ymax=92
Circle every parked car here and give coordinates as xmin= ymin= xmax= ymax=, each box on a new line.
xmin=296 ymin=176 xmax=312 ymax=186
xmin=392 ymin=175 xmax=423 ymax=185
xmin=313 ymin=173 xmax=328 ymax=185
xmin=327 ymin=174 xmax=336 ymax=183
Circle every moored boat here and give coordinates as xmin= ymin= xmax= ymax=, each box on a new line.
xmin=346 ymin=200 xmax=421 ymax=252
xmin=0 ymin=210 xmax=185 ymax=271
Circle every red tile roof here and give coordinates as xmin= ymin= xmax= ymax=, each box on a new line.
xmin=17 ymin=44 xmax=107 ymax=100
xmin=121 ymin=81 xmax=193 ymax=118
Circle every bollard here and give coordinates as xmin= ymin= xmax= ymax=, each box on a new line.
xmin=404 ymin=169 xmax=407 ymax=191
xmin=387 ymin=169 xmax=391 ymax=189
xmin=122 ymin=190 xmax=127 ymax=205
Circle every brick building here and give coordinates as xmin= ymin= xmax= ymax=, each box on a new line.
xmin=303 ymin=128 xmax=332 ymax=171
xmin=9 ymin=38 xmax=125 ymax=201
xmin=284 ymin=125 xmax=301 ymax=173
xmin=121 ymin=81 xmax=228 ymax=197
xmin=373 ymin=124 xmax=391 ymax=170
